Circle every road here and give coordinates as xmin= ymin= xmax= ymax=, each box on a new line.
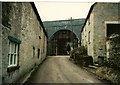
xmin=25 ymin=56 xmax=103 ymax=83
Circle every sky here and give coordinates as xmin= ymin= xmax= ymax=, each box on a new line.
xmin=34 ymin=2 xmax=94 ymax=21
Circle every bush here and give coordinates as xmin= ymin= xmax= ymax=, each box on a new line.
xmin=96 ymin=58 xmax=120 ymax=83
xmin=70 ymin=46 xmax=87 ymax=59
xmin=83 ymin=56 xmax=93 ymax=66
xmin=70 ymin=46 xmax=93 ymax=66
xmin=101 ymin=59 xmax=120 ymax=71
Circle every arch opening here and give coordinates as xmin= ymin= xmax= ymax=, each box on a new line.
xmin=50 ymin=30 xmax=78 ymax=55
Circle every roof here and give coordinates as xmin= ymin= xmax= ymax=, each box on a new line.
xmin=81 ymin=3 xmax=96 ymax=32
xmin=30 ymin=2 xmax=48 ymax=38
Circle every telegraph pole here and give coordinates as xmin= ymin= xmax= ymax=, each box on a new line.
xmin=70 ymin=17 xmax=74 ymax=49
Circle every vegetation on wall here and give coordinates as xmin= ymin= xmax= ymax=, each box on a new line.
xmin=96 ymin=34 xmax=120 ymax=83
xmin=96 ymin=66 xmax=120 ymax=83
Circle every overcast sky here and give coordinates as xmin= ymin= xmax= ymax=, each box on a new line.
xmin=34 ymin=2 xmax=94 ymax=21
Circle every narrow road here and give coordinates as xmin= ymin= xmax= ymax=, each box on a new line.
xmin=25 ymin=56 xmax=103 ymax=83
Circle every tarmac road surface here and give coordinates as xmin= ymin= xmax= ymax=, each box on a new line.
xmin=25 ymin=56 xmax=104 ymax=84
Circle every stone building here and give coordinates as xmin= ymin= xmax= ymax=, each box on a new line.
xmin=81 ymin=3 xmax=120 ymax=63
xmin=2 ymin=2 xmax=47 ymax=83
xmin=43 ymin=19 xmax=85 ymax=55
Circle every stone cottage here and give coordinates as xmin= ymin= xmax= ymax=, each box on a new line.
xmin=2 ymin=2 xmax=47 ymax=83
xmin=81 ymin=2 xmax=120 ymax=63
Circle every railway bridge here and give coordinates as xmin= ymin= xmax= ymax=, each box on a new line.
xmin=43 ymin=18 xmax=85 ymax=55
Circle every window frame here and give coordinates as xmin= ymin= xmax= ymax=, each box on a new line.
xmin=8 ymin=41 xmax=19 ymax=67
xmin=105 ymin=21 xmax=120 ymax=38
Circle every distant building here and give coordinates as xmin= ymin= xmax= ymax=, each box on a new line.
xmin=43 ymin=19 xmax=85 ymax=55
xmin=2 ymin=2 xmax=47 ymax=83
xmin=81 ymin=3 xmax=120 ymax=63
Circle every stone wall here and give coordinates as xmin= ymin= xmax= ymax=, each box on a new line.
xmin=2 ymin=2 xmax=47 ymax=83
xmin=81 ymin=10 xmax=94 ymax=59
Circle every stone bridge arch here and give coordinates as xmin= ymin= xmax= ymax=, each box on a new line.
xmin=43 ymin=19 xmax=85 ymax=40
xmin=49 ymin=29 xmax=78 ymax=41
xmin=48 ymin=29 xmax=78 ymax=55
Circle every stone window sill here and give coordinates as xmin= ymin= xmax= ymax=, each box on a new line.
xmin=7 ymin=66 xmax=20 ymax=72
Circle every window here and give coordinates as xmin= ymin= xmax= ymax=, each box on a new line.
xmin=88 ymin=31 xmax=90 ymax=44
xmin=105 ymin=21 xmax=120 ymax=38
xmin=33 ymin=46 xmax=35 ymax=58
xmin=107 ymin=24 xmax=120 ymax=37
xmin=2 ymin=3 xmax=11 ymax=29
xmin=8 ymin=41 xmax=18 ymax=67
xmin=38 ymin=48 xmax=40 ymax=58
xmin=88 ymin=18 xmax=90 ymax=25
